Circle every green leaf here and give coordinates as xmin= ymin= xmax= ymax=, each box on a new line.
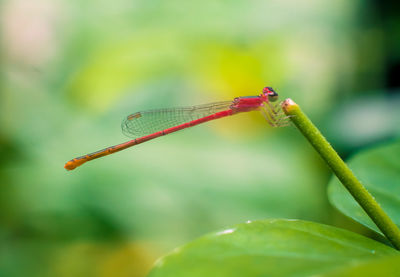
xmin=328 ymin=140 xmax=400 ymax=235
xmin=323 ymin=254 xmax=400 ymax=276
xmin=148 ymin=219 xmax=398 ymax=277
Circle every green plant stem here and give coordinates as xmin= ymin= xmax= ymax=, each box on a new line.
xmin=281 ymin=98 xmax=400 ymax=250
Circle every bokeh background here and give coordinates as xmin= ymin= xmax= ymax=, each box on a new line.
xmin=1 ymin=0 xmax=399 ymax=276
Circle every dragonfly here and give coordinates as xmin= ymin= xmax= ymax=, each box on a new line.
xmin=64 ymin=87 xmax=286 ymax=171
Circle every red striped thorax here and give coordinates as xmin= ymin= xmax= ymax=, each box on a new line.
xmin=230 ymin=86 xmax=278 ymax=113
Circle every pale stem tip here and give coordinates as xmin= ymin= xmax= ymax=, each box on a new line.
xmin=281 ymin=98 xmax=297 ymax=113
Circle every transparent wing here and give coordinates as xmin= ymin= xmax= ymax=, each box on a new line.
xmin=121 ymin=101 xmax=233 ymax=138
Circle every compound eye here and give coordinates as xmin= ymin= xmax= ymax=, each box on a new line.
xmin=263 ymin=87 xmax=278 ymax=102
xmin=268 ymin=94 xmax=279 ymax=102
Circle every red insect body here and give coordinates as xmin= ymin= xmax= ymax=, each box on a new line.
xmin=64 ymin=87 xmax=278 ymax=170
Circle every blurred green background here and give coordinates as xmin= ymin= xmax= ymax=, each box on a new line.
xmin=1 ymin=0 xmax=399 ymax=276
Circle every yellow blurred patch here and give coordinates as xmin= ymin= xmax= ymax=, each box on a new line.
xmin=190 ymin=38 xmax=285 ymax=99
xmin=51 ymin=240 xmax=158 ymax=277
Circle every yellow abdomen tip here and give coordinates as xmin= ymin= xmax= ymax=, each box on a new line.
xmin=64 ymin=158 xmax=87 ymax=171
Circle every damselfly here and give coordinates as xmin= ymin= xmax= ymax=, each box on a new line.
xmin=64 ymin=87 xmax=286 ymax=170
